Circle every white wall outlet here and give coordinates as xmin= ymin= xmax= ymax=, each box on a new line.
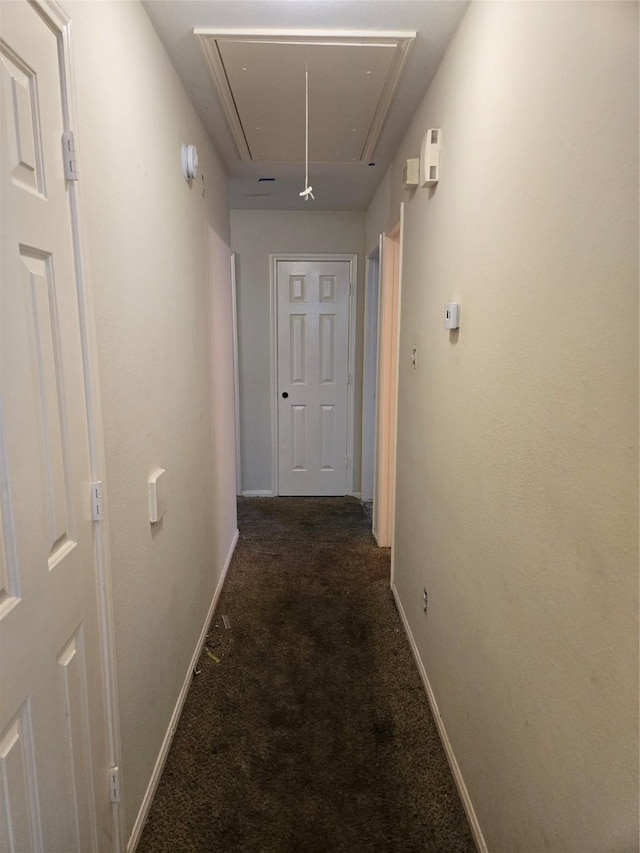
xmin=411 ymin=347 xmax=418 ymax=370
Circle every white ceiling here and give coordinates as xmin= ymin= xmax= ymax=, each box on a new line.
xmin=143 ymin=1 xmax=470 ymax=211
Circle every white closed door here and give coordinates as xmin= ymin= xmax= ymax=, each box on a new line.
xmin=277 ymin=259 xmax=351 ymax=496
xmin=0 ymin=3 xmax=111 ymax=851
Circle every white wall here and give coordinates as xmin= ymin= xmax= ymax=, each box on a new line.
xmin=230 ymin=210 xmax=365 ymax=493
xmin=364 ymin=167 xmax=391 ymax=253
xmin=68 ymin=1 xmax=238 ymax=843
xmin=368 ymin=2 xmax=639 ymax=851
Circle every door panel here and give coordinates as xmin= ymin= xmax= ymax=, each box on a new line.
xmin=0 ymin=3 xmax=110 ymax=850
xmin=0 ymin=704 xmax=41 ymax=852
xmin=290 ymin=314 xmax=306 ymax=383
xmin=277 ymin=260 xmax=350 ymax=496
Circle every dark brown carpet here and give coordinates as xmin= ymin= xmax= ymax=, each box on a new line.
xmin=138 ymin=497 xmax=476 ymax=852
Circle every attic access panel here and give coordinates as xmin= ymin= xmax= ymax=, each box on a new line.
xmin=195 ymin=30 xmax=415 ymax=163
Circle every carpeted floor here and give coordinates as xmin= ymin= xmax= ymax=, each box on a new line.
xmin=138 ymin=497 xmax=476 ymax=852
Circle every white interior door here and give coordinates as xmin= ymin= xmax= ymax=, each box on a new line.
xmin=277 ymin=259 xmax=351 ymax=496
xmin=0 ymin=3 xmax=111 ymax=850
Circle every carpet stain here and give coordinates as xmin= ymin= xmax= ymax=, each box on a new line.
xmin=138 ymin=497 xmax=477 ymax=853
xmin=372 ymin=709 xmax=396 ymax=744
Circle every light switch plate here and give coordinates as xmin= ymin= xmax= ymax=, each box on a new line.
xmin=148 ymin=468 xmax=167 ymax=524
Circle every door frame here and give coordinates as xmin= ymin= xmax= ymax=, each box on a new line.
xmin=373 ymin=205 xmax=404 ymax=557
xmin=231 ymin=252 xmax=242 ymax=495
xmin=33 ymin=2 xmax=124 ymax=848
xmin=361 ymin=244 xmax=381 ymax=503
xmin=269 ymin=253 xmax=358 ymax=497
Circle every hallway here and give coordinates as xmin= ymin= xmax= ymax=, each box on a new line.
xmin=138 ymin=498 xmax=475 ymax=852
xmin=1 ymin=2 xmax=636 ymax=850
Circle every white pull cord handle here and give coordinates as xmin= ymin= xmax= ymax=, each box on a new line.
xmin=299 ymin=68 xmax=314 ymax=201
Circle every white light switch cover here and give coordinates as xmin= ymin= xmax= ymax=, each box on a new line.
xmin=148 ymin=468 xmax=167 ymax=523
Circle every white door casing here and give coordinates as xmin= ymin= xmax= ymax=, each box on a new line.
xmin=231 ymin=252 xmax=242 ymax=495
xmin=273 ymin=256 xmax=356 ymax=496
xmin=0 ymin=3 xmax=115 ymax=850
xmin=361 ymin=247 xmax=380 ymax=504
xmin=388 ymin=205 xmax=404 ymax=582
xmin=374 ymin=207 xmax=403 ymax=553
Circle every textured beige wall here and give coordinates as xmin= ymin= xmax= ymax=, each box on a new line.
xmin=369 ymin=2 xmax=639 ymax=850
xmin=230 ymin=209 xmax=366 ymax=493
xmin=69 ymin=1 xmax=237 ymax=841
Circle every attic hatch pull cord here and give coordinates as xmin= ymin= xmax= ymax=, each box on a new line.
xmin=299 ymin=68 xmax=314 ymax=201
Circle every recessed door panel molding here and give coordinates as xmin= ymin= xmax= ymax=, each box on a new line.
xmin=0 ymin=417 xmax=19 ymax=620
xmin=0 ymin=42 xmax=45 ymax=197
xmin=275 ymin=256 xmax=355 ymax=496
xmin=0 ymin=501 xmax=12 ymax=615
xmin=289 ymin=274 xmax=305 ymax=302
xmin=289 ymin=314 xmax=307 ymax=384
xmin=319 ymin=314 xmax=336 ymax=384
xmin=57 ymin=630 xmax=99 ymax=853
xmin=291 ymin=405 xmax=307 ymax=471
xmin=20 ymin=248 xmax=73 ymax=566
xmin=319 ymin=275 xmax=336 ymax=303
xmin=195 ymin=29 xmax=415 ymax=163
xmin=0 ymin=503 xmax=18 ymax=620
xmin=320 ymin=405 xmax=336 ymax=472
xmin=0 ymin=702 xmax=42 ymax=852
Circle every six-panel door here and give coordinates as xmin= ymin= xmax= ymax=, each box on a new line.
xmin=0 ymin=3 xmax=111 ymax=850
xmin=277 ymin=260 xmax=351 ymax=496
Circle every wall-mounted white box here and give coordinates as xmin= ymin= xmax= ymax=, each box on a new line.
xmin=420 ymin=128 xmax=441 ymax=187
xmin=403 ymin=157 xmax=420 ymax=190
xmin=444 ymin=302 xmax=460 ymax=330
xmin=148 ymin=468 xmax=167 ymax=524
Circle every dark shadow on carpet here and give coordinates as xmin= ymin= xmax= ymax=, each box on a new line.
xmin=138 ymin=497 xmax=477 ymax=852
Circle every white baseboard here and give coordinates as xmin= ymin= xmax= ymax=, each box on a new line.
xmin=127 ymin=528 xmax=239 ymax=852
xmin=350 ymin=491 xmax=362 ymax=500
xmin=391 ymin=583 xmax=489 ymax=853
xmin=241 ymin=489 xmax=273 ymax=497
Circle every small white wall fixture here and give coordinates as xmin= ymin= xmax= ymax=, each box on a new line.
xmin=420 ymin=128 xmax=441 ymax=187
xmin=181 ymin=143 xmax=199 ymax=180
xmin=270 ymin=253 xmax=358 ymax=497
xmin=148 ymin=469 xmax=167 ymax=523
